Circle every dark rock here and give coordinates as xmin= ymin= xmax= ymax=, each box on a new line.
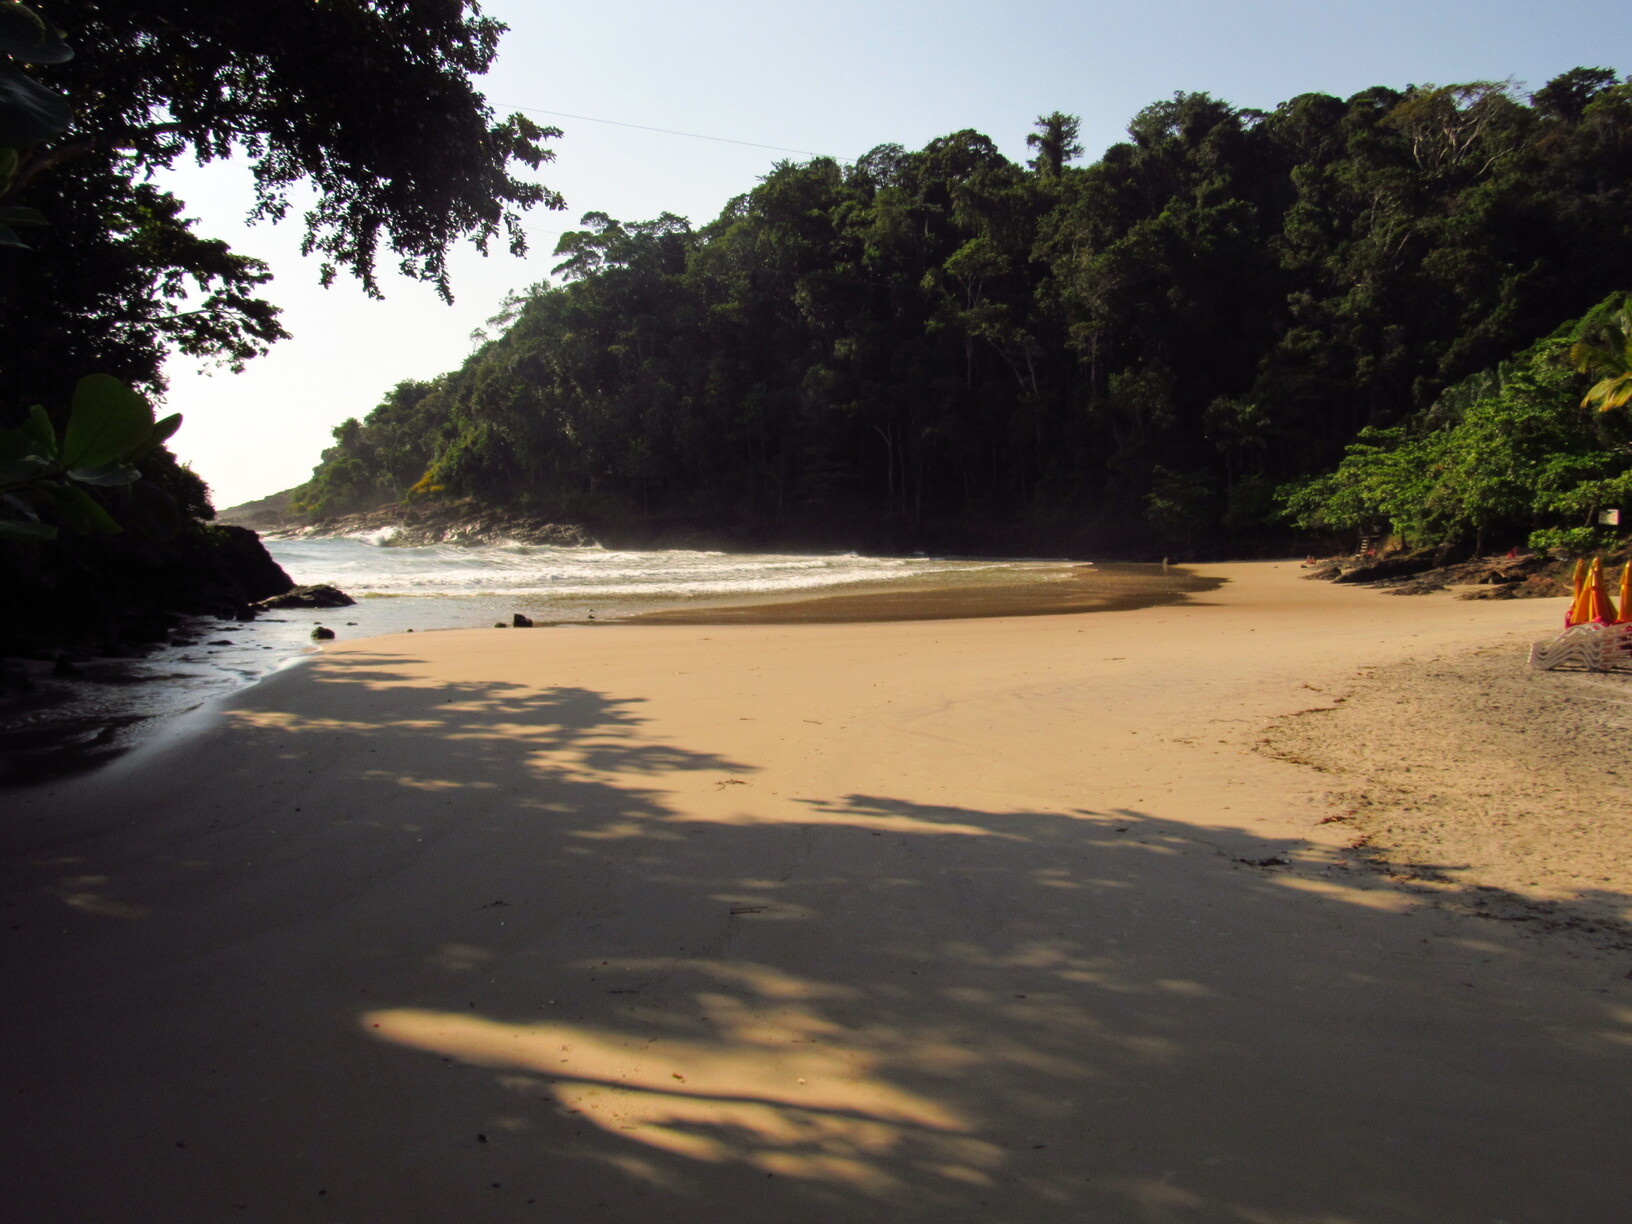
xmin=512 ymin=613 xmax=534 ymax=628
xmin=311 ymin=625 xmax=336 ymax=641
xmin=120 ymin=612 xmax=180 ymax=643
xmin=1516 ymin=574 xmax=1571 ymax=598
xmin=0 ymin=518 xmax=292 ymax=657
xmin=212 ymin=525 xmax=295 ymax=603
xmin=493 ymin=622 xmax=507 ymax=628
xmin=255 ymin=583 xmax=355 ymax=610
xmin=1332 ymin=552 xmax=1438 ymax=584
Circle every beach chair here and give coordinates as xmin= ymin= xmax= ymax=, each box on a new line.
xmin=1529 ymin=558 xmax=1632 ymax=671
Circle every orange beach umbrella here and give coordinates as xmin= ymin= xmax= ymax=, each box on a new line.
xmin=1567 ymin=556 xmax=1618 ymax=626
xmin=1565 ymin=558 xmax=1588 ymax=625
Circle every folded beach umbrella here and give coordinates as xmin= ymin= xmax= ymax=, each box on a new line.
xmin=1565 ymin=557 xmax=1591 ymax=626
xmin=1582 ymin=557 xmax=1618 ymax=624
xmin=1620 ymin=561 xmax=1632 ymax=624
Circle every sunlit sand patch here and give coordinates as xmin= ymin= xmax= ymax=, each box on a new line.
xmin=358 ymin=770 xmax=490 ymax=791
xmin=1033 ymin=868 xmax=1082 ymax=889
xmin=49 ymin=874 xmax=149 ymax=920
xmin=795 ymin=796 xmax=1035 ymax=838
xmin=682 ymin=805 xmax=1000 ymax=836
xmin=60 ymin=891 xmax=149 ymax=920
xmin=703 ymin=894 xmax=813 ymax=921
xmin=1102 ymin=1177 xmax=1206 ymax=1215
xmin=570 ymin=820 xmax=688 ymax=842
xmin=592 ymin=958 xmax=862 ymax=1002
xmin=1270 ymin=876 xmax=1418 ymax=911
xmin=548 ymin=1081 xmax=1000 ymax=1193
xmin=362 ymin=1009 xmax=970 ymax=1130
xmin=1598 ymin=1007 xmax=1632 ymax=1048
xmin=427 ymin=942 xmax=494 ymax=972
xmin=577 ymin=1148 xmax=691 ymax=1191
xmin=230 ymin=711 xmax=379 ymax=734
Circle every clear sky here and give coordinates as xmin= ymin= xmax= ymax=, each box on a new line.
xmin=155 ymin=0 xmax=1631 ymax=509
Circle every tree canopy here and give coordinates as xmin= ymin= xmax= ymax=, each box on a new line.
xmin=283 ymin=70 xmax=1629 ymax=554
xmin=0 ymin=0 xmax=562 ymax=413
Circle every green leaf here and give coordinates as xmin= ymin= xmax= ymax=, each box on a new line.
xmin=0 ymin=205 xmax=46 ymax=226
xmin=146 ymin=412 xmax=182 ymax=448
xmin=35 ymin=481 xmax=120 ymax=533
xmin=23 ymin=403 xmax=56 ymax=457
xmin=0 ymin=222 xmax=27 ymax=248
xmin=0 ymin=63 xmax=71 ymax=146
xmin=61 ymin=375 xmax=154 ymax=470
xmin=68 ymin=461 xmax=142 ymax=486
xmin=0 ymin=423 xmax=45 ymax=463
xmin=0 ymin=517 xmax=56 ymax=542
xmin=0 ymin=454 xmax=49 ymax=483
xmin=0 ymin=3 xmax=71 ymax=62
xmin=128 ymin=412 xmax=183 ymax=459
xmin=0 ymin=3 xmax=45 ymax=50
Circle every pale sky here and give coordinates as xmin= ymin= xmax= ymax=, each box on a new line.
xmin=154 ymin=0 xmax=1631 ymax=509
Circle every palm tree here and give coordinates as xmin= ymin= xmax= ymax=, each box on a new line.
xmin=1570 ymin=303 xmax=1632 ymax=412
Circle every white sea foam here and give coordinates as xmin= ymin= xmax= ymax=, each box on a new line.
xmin=264 ymin=539 xmax=1066 ymax=611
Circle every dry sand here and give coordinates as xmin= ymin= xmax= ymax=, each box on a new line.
xmin=3 ymin=561 xmax=1630 ymax=1223
xmin=1262 ymin=637 xmax=1632 ymax=947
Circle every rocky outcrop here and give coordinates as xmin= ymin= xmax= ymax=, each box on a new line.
xmin=255 ymin=583 xmax=355 ymax=610
xmin=212 ymin=525 xmax=297 ymax=603
xmin=222 ymin=494 xmax=596 ymax=549
xmin=1312 ymin=548 xmax=1579 ymax=600
xmin=0 ymin=522 xmax=295 ymax=656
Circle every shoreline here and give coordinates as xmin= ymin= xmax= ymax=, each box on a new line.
xmin=0 ymin=560 xmax=1213 ymax=788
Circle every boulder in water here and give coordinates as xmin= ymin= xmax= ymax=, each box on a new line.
xmin=256 ymin=583 xmax=355 ymax=610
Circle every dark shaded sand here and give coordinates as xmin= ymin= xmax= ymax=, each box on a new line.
xmin=3 ymin=562 xmax=1630 ymax=1223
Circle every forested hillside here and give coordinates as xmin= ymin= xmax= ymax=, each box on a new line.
xmin=294 ymin=72 xmax=1632 ymax=555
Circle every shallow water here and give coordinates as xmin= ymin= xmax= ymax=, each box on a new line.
xmin=263 ymin=536 xmax=1079 ymax=623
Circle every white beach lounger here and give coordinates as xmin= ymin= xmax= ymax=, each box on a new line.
xmin=1528 ymin=621 xmax=1632 ymax=671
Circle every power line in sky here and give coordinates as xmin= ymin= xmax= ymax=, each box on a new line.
xmin=502 ymin=104 xmax=831 ymax=158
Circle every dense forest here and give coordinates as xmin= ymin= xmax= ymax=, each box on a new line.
xmin=289 ymin=71 xmax=1632 ymax=556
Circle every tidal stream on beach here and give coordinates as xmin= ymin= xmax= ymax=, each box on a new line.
xmin=0 ymin=538 xmax=1214 ymax=785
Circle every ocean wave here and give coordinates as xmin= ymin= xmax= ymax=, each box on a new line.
xmin=262 ymin=539 xmax=1075 ymax=604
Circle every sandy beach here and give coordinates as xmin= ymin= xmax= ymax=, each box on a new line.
xmin=3 ymin=560 xmax=1630 ymax=1223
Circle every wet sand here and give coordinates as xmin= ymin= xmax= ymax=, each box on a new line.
xmin=3 ymin=561 xmax=1629 ymax=1223
xmin=629 ymin=562 xmax=1222 ymax=623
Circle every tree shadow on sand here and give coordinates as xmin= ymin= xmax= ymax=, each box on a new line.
xmin=5 ymin=649 xmax=1632 ymax=1224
